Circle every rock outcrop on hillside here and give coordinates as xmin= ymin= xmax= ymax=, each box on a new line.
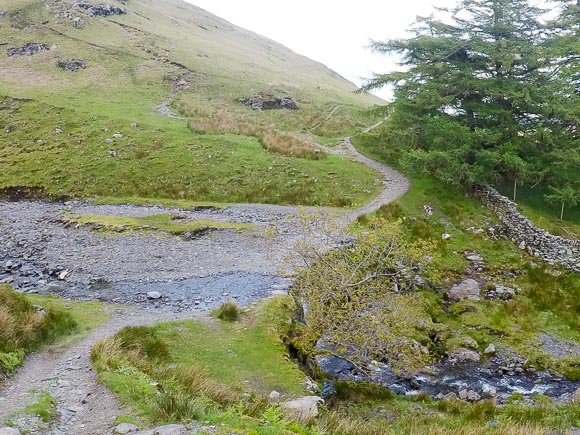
xmin=241 ymin=93 xmax=298 ymax=110
xmin=7 ymin=42 xmax=49 ymax=57
xmin=75 ymin=2 xmax=126 ymax=17
xmin=49 ymin=1 xmax=126 ymax=26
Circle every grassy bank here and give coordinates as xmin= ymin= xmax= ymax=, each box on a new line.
xmin=0 ymin=285 xmax=108 ymax=377
xmin=341 ymin=133 xmax=580 ymax=381
xmin=353 ymin=131 xmax=579 ymax=238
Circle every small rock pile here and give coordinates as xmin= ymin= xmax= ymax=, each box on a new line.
xmin=57 ymin=59 xmax=87 ymax=72
xmin=475 ymin=186 xmax=580 ymax=272
xmin=7 ymin=42 xmax=50 ymax=57
xmin=240 ymin=93 xmax=298 ymax=110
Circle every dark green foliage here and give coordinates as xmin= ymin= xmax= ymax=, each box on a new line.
xmin=364 ymin=0 xmax=579 ymax=212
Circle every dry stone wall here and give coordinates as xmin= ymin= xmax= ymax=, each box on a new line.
xmin=476 ymin=186 xmax=580 ymax=272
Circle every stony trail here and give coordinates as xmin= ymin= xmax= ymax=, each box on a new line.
xmin=0 ymin=116 xmax=409 ymax=433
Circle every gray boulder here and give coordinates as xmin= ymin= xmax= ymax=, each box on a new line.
xmin=484 ymin=344 xmax=496 ymax=355
xmin=112 ymin=423 xmax=139 ymax=434
xmin=7 ymin=42 xmax=49 ymax=57
xmin=76 ymin=2 xmax=126 ymax=17
xmin=449 ymin=347 xmax=481 ymax=363
xmin=0 ymin=428 xmax=21 ymax=435
xmin=447 ymin=279 xmax=482 ymax=301
xmin=58 ymin=59 xmax=87 ymax=72
xmin=466 ymin=390 xmax=481 ymax=402
xmin=240 ymin=94 xmax=298 ymax=111
xmin=147 ymin=291 xmax=162 ymax=300
xmin=465 ymin=252 xmax=484 ymax=262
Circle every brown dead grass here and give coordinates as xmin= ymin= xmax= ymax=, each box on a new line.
xmin=188 ymin=109 xmax=324 ymax=159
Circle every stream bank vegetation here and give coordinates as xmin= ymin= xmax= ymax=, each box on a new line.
xmin=290 ymin=153 xmax=580 ymax=386
xmin=91 ymin=296 xmax=579 ymax=434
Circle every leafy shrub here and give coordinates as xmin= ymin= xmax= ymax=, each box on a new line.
xmin=293 ymin=219 xmax=438 ymax=375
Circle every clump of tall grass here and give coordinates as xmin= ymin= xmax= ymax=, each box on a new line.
xmin=91 ymin=325 xmax=170 ymax=372
xmin=188 ymin=110 xmax=324 ymax=159
xmin=211 ymin=301 xmax=241 ymax=322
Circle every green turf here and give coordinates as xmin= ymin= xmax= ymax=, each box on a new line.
xmin=66 ymin=213 xmax=255 ymax=235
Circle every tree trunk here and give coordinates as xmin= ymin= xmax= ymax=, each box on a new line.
xmin=513 ymin=179 xmax=517 ymax=201
xmin=560 ymin=201 xmax=565 ymax=221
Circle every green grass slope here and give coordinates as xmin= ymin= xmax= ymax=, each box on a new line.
xmin=0 ymin=0 xmax=383 ymax=206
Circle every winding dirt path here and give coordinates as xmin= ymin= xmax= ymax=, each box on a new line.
xmin=0 ymin=309 xmax=203 ymax=434
xmin=0 ymin=110 xmax=408 ymax=434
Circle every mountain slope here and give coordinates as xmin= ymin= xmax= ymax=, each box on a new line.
xmin=0 ymin=0 xmax=383 ymax=206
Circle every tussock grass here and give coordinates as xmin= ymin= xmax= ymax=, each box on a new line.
xmin=0 ymin=285 xmax=78 ymax=376
xmin=166 ymin=366 xmax=240 ymax=406
xmin=211 ymin=301 xmax=240 ymax=322
xmin=92 ymin=326 xmax=170 ymax=372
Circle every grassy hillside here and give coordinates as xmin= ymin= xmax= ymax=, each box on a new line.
xmin=0 ymin=0 xmax=383 ymax=206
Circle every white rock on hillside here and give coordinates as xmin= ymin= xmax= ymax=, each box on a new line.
xmin=281 ymin=396 xmax=324 ymax=421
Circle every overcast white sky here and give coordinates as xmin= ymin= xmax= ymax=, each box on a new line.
xmin=186 ymin=0 xmax=458 ymax=100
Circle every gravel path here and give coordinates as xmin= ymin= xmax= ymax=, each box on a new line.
xmin=0 ymin=113 xmax=409 ymax=433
